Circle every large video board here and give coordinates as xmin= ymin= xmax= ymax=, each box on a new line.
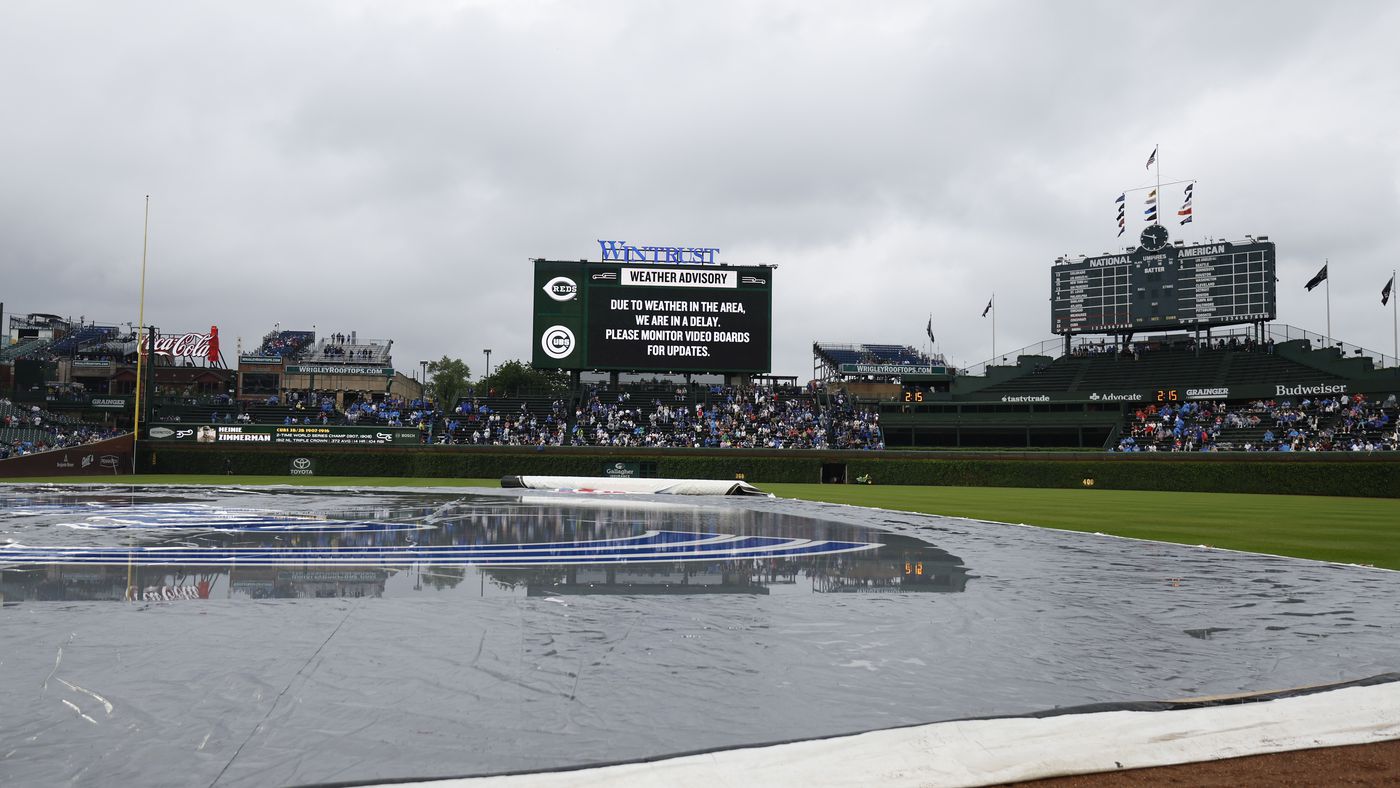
xmin=532 ymin=260 xmax=773 ymax=373
xmin=1050 ymin=239 xmax=1276 ymax=335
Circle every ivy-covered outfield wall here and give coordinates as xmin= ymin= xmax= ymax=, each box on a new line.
xmin=143 ymin=445 xmax=1400 ymax=498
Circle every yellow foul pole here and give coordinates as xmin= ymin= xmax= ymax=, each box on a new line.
xmin=131 ymin=196 xmax=150 ymax=474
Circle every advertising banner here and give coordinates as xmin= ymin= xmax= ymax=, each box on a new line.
xmin=144 ymin=423 xmax=420 ymax=446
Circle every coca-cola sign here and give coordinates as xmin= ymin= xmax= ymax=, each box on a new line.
xmin=142 ymin=332 xmax=213 ymax=358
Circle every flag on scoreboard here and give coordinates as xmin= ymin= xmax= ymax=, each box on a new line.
xmin=1180 ymin=215 xmax=1193 ymax=226
xmin=1305 ymin=264 xmax=1328 ymax=291
xmin=982 ymin=297 xmax=993 ymax=317
xmin=1177 ymin=207 xmax=1193 ymax=217
xmin=1383 ymin=274 xmax=1395 ymax=306
xmin=1145 ymin=146 xmax=1157 ymax=169
xmin=1115 ymin=193 xmax=1125 ymax=203
xmin=926 ymin=316 xmax=935 ymax=343
xmin=1145 ymin=207 xmax=1158 ymax=221
xmin=1145 ymin=189 xmax=1157 ymax=204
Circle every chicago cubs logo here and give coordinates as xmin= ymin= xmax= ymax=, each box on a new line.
xmin=541 ymin=325 xmax=575 ymax=359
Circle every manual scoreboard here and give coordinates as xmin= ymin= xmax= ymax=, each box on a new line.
xmin=1050 ymin=238 xmax=1276 ymax=335
xmin=532 ymin=259 xmax=773 ymax=373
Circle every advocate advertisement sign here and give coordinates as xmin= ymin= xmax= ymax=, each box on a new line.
xmin=532 ymin=259 xmax=773 ymax=373
xmin=145 ymin=423 xmax=419 ymax=446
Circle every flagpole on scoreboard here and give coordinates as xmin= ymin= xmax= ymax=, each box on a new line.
xmin=131 ymin=196 xmax=150 ymax=475
xmin=1325 ymin=258 xmax=1331 ymax=339
xmin=1154 ymin=144 xmax=1161 ymax=208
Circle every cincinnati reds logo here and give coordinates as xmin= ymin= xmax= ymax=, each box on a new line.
xmin=542 ymin=276 xmax=578 ymax=301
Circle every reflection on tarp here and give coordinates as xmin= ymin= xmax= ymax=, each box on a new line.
xmin=0 ymin=492 xmax=970 ymax=603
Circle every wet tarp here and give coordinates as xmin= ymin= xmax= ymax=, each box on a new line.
xmin=1 ymin=484 xmax=1398 ymax=787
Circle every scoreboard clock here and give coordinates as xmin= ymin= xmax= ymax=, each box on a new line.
xmin=901 ymin=383 xmax=934 ymax=403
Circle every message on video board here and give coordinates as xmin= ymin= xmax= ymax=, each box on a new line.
xmin=532 ymin=260 xmax=773 ymax=373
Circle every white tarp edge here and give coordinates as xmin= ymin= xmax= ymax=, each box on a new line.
xmin=501 ymin=476 xmax=768 ymax=496
xmin=379 ymin=679 xmax=1400 ymax=788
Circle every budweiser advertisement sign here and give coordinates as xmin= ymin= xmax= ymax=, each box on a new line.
xmin=142 ymin=327 xmax=220 ymax=361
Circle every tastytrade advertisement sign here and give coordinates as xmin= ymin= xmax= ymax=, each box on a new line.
xmin=532 ymin=259 xmax=772 ymax=373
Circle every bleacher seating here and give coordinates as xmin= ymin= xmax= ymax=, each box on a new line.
xmin=1117 ymin=395 xmax=1397 ymax=452
xmin=48 ymin=326 xmax=117 ymax=355
xmin=304 ymin=339 xmax=391 ymax=364
xmin=815 ymin=342 xmax=941 ymax=375
xmin=977 ymin=346 xmax=1351 ymax=396
xmin=254 ymin=330 xmax=315 ymax=359
xmin=0 ymin=338 xmax=50 ymax=361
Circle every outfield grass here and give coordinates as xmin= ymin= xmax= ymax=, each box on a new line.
xmin=5 ymin=475 xmax=1398 ymax=570
xmin=761 ymin=484 xmax=1400 ymax=570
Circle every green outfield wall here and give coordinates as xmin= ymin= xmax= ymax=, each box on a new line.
xmin=140 ymin=444 xmax=1400 ymax=498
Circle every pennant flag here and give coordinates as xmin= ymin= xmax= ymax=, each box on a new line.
xmin=1184 ymin=183 xmax=1193 ymax=194
xmin=982 ymin=298 xmax=993 ymax=317
xmin=1145 ymin=195 xmax=1157 ymax=205
xmin=1179 ymin=215 xmax=1193 ymax=226
xmin=1144 ymin=206 xmax=1158 ymax=216
xmin=1115 ymin=193 xmax=1125 ymax=204
xmin=1145 ymin=146 xmax=1157 ymax=169
xmin=1148 ymin=189 xmax=1157 ymax=198
xmin=1304 ymin=264 xmax=1328 ymax=292
xmin=1145 ymin=209 xmax=1158 ymax=222
xmin=1177 ymin=207 xmax=1193 ymax=216
xmin=1118 ymin=226 xmax=1126 ymax=237
xmin=926 ymin=317 xmax=935 ymax=343
xmin=1383 ymin=274 xmax=1395 ymax=306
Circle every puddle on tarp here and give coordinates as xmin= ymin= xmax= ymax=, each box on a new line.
xmin=1 ymin=484 xmax=1397 ymax=787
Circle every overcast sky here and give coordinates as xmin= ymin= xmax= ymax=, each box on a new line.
xmin=3 ymin=1 xmax=1399 ymax=379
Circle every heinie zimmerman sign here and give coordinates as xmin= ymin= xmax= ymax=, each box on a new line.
xmin=145 ymin=424 xmax=419 ymax=446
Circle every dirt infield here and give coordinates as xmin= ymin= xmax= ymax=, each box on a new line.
xmin=1006 ymin=738 xmax=1400 ymax=787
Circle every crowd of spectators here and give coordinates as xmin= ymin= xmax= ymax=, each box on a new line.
xmin=1115 ymin=393 xmax=1398 ymax=452
xmin=255 ymin=331 xmax=312 ymax=358
xmin=441 ymin=398 xmax=570 ymax=445
xmin=568 ymin=385 xmax=882 ymax=449
xmin=1071 ymin=333 xmax=1275 ymax=360
xmin=0 ymin=398 xmax=125 ymax=459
